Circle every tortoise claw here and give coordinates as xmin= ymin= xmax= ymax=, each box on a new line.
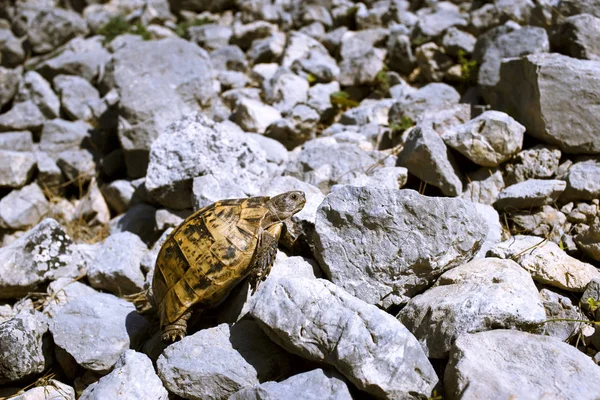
xmin=161 ymin=330 xmax=186 ymax=344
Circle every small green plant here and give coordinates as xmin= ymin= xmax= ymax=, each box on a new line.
xmin=330 ymin=91 xmax=359 ymax=109
xmin=174 ymin=17 xmax=212 ymax=38
xmin=306 ymin=73 xmax=317 ymax=85
xmin=98 ymin=16 xmax=151 ymax=43
xmin=372 ymin=68 xmax=391 ymax=97
xmin=587 ymin=297 xmax=600 ymax=313
xmin=457 ymin=49 xmax=479 ymax=87
xmin=389 ymin=116 xmax=414 ymax=132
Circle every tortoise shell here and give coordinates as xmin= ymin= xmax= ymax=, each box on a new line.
xmin=152 ymin=194 xmax=298 ymax=329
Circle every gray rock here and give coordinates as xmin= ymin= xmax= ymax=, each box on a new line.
xmin=489 ymin=235 xmax=600 ymax=292
xmin=35 ymin=36 xmax=111 ymax=83
xmin=314 ymin=186 xmax=488 ymax=307
xmin=494 ymin=179 xmax=566 ymax=211
xmin=540 ymin=288 xmax=583 ymax=341
xmin=109 ymin=203 xmax=158 ymax=244
xmin=14 ymin=71 xmax=60 ymax=119
xmin=188 ymin=23 xmax=232 ymax=51
xmin=307 ymin=81 xmax=339 ymax=118
xmin=387 ymin=32 xmax=416 ymax=75
xmin=247 ymin=32 xmax=286 ymax=65
xmin=250 ymin=277 xmax=438 ymax=399
xmin=50 ymin=291 xmax=148 ymax=372
xmin=53 ymin=75 xmax=104 ymax=122
xmin=557 ymin=0 xmax=600 ymax=19
xmin=0 ymin=66 xmax=21 ymax=108
xmin=0 ymin=100 xmax=47 ymax=132
xmin=561 ymin=159 xmax=600 ymax=202
xmin=551 ymin=14 xmax=600 ymax=61
xmin=231 ymin=21 xmax=277 ymax=50
xmin=473 ymin=203 xmax=504 ymax=258
xmin=154 ymin=209 xmax=187 ymax=232
xmin=146 ymin=113 xmax=273 ymax=209
xmin=102 ymin=36 xmax=217 ymax=177
xmin=282 ymin=32 xmax=339 ymax=83
xmin=415 ymin=42 xmax=454 ymax=82
xmin=0 ymin=150 xmax=36 ymax=188
xmin=442 ymin=27 xmax=476 ymax=57
xmin=263 ymin=69 xmax=309 ymax=114
xmin=340 ymin=99 xmax=395 ymax=127
xmin=445 ymin=330 xmax=600 ymax=400
xmin=339 ymin=46 xmax=386 ymax=87
xmin=412 ymin=2 xmax=468 ymax=43
xmin=509 ymin=205 xmax=568 ymax=244
xmin=39 ymin=119 xmax=92 ymax=155
xmin=42 ymin=277 xmax=99 ymax=319
xmin=265 ymin=104 xmax=319 ymax=150
xmin=80 ymin=350 xmax=168 ymax=400
xmin=0 ymin=218 xmax=84 ymax=300
xmin=230 ymin=369 xmax=352 ymax=400
xmin=284 ymin=137 xmax=396 ymax=193
xmin=217 ymin=70 xmax=249 ymax=90
xmin=399 ymin=258 xmax=545 ymax=358
xmin=575 ymin=225 xmax=600 ymax=261
xmin=0 ymin=26 xmax=25 ymax=68
xmin=232 ymin=97 xmax=282 ymax=134
xmin=56 ymin=149 xmax=96 ymax=183
xmin=490 ymin=53 xmax=600 ymax=154
xmin=210 ymin=45 xmax=248 ymax=72
xmin=87 ymin=232 xmax=147 ymax=295
xmin=191 ymin=173 xmax=247 ymax=210
xmin=477 ymin=25 xmax=549 ymax=89
xmin=503 ymin=145 xmax=562 ymax=185
xmin=441 ymin=111 xmax=525 ymax=167
xmin=462 ymin=167 xmax=505 ymax=205
xmin=27 ymin=8 xmax=89 ymax=54
xmin=75 ymin=177 xmax=110 ymax=226
xmin=0 ymin=310 xmax=49 ymax=385
xmin=389 ymin=83 xmax=460 ymax=123
xmin=0 ymin=182 xmax=50 ymax=230
xmin=35 ymin=151 xmax=62 ymax=195
xmin=397 ymin=123 xmax=463 ymax=197
xmin=11 ymin=379 xmax=75 ymax=400
xmin=157 ymin=321 xmax=297 ymax=400
xmin=0 ymin=131 xmax=34 ymax=151
xmin=101 ymin=179 xmax=135 ymax=214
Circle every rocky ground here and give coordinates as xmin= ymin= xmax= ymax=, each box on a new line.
xmin=0 ymin=0 xmax=600 ymax=398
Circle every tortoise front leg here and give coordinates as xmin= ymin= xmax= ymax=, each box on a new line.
xmin=249 ymin=229 xmax=279 ymax=294
xmin=161 ymin=309 xmax=192 ymax=344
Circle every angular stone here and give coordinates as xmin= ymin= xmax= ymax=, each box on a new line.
xmin=441 ymin=111 xmax=525 ymax=167
xmin=0 ymin=101 xmax=47 ymax=132
xmin=42 ymin=277 xmax=99 ymax=319
xmin=0 ymin=182 xmax=50 ymax=230
xmin=11 ymin=379 xmax=75 ymax=400
xmin=210 ymin=45 xmax=248 ymax=72
xmin=489 ymin=235 xmax=600 ymax=292
xmin=0 ymin=310 xmax=49 ymax=385
xmin=56 ymin=149 xmax=96 ymax=183
xmin=39 ymin=119 xmax=92 ymax=155
xmin=339 ymin=47 xmax=386 ymax=87
xmin=188 ymin=24 xmax=232 ymax=52
xmin=0 ymin=150 xmax=36 ymax=188
xmin=80 ymin=350 xmax=168 ymax=400
xmin=0 ymin=219 xmax=84 ymax=300
xmin=247 ymin=32 xmax=286 ymax=65
xmin=230 ymin=369 xmax=352 ymax=400
xmin=284 ymin=137 xmax=396 ymax=193
xmin=398 ymin=258 xmax=545 ymax=358
xmin=232 ymin=97 xmax=282 ymax=134
xmin=109 ymin=203 xmax=158 ymax=244
xmin=53 ymin=75 xmax=104 ymax=122
xmin=250 ymin=277 xmax=438 ymax=399
xmin=314 ymin=186 xmax=488 ymax=307
xmin=389 ymin=82 xmax=460 ymax=123
xmin=490 ymin=53 xmax=600 ymax=154
xmin=146 ymin=114 xmax=272 ymax=209
xmin=442 ymin=27 xmax=476 ymax=57
xmin=445 ymin=330 xmax=600 ymax=400
xmin=87 ymin=232 xmax=147 ymax=295
xmin=102 ymin=37 xmax=217 ymax=177
xmin=509 ymin=205 xmax=568 ymax=244
xmin=462 ymin=167 xmax=505 ymax=205
xmin=101 ymin=179 xmax=135 ymax=214
xmin=14 ymin=71 xmax=60 ymax=119
xmin=412 ymin=2 xmax=468 ymax=43
xmin=27 ymin=8 xmax=89 ymax=54
xmin=540 ymin=288 xmax=583 ymax=341
xmin=0 ymin=131 xmax=34 ymax=151
xmin=575 ymin=225 xmax=600 ymax=261
xmin=157 ymin=321 xmax=297 ymax=400
xmin=75 ymin=177 xmax=110 ymax=226
xmin=263 ymin=69 xmax=309 ymax=114
xmin=397 ymin=123 xmax=463 ymax=196
xmin=50 ymin=291 xmax=148 ymax=372
xmin=503 ymin=145 xmax=561 ymax=185
xmin=560 ymin=158 xmax=600 ymax=202
xmin=0 ymin=66 xmax=21 ymax=108
xmin=265 ymin=104 xmax=319 ymax=149
xmin=494 ymin=179 xmax=566 ymax=211
xmin=551 ymin=14 xmax=600 ymax=61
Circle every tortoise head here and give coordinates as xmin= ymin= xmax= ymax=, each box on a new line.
xmin=262 ymin=191 xmax=306 ymax=227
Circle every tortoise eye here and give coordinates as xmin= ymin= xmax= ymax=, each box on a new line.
xmin=291 ymin=194 xmax=298 ymax=200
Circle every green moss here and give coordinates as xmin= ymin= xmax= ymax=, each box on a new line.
xmin=98 ymin=16 xmax=152 ymax=43
xmin=389 ymin=116 xmax=414 ymax=132
xmin=330 ymin=91 xmax=360 ymax=108
xmin=457 ymin=50 xmax=479 ymax=87
xmin=175 ymin=17 xmax=212 ymax=38
xmin=372 ymin=68 xmax=390 ymax=97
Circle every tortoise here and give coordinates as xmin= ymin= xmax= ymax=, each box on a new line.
xmin=151 ymin=190 xmax=306 ymax=343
